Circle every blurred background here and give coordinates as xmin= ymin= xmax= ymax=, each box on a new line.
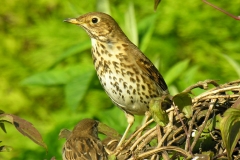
xmin=1 ymin=0 xmax=239 ymax=159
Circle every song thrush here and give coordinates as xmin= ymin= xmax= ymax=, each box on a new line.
xmin=64 ymin=12 xmax=169 ymax=148
xmin=62 ymin=119 xmax=108 ymax=160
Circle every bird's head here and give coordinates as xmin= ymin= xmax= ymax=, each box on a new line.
xmin=64 ymin=12 xmax=127 ymax=43
xmin=71 ymin=119 xmax=99 ymax=138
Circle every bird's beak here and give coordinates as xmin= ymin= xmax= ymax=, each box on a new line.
xmin=64 ymin=18 xmax=80 ymax=25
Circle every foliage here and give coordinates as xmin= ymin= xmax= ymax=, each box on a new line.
xmin=0 ymin=111 xmax=47 ymax=151
xmin=0 ymin=0 xmax=239 ymax=159
xmin=220 ymin=106 xmax=240 ymax=159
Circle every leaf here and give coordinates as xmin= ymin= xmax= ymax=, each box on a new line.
xmin=0 ymin=109 xmax=6 ymax=133
xmin=182 ymin=105 xmax=193 ymax=119
xmin=65 ymin=64 xmax=95 ymax=110
xmin=173 ymin=92 xmax=192 ymax=118
xmin=149 ymin=97 xmax=169 ymax=126
xmin=192 ymin=152 xmax=213 ymax=160
xmin=21 ymin=70 xmax=69 ymax=85
xmin=232 ymin=97 xmax=240 ymax=109
xmin=173 ymin=92 xmax=192 ymax=110
xmin=96 ymin=0 xmax=111 ymax=14
xmin=139 ymin=14 xmax=157 ymax=52
xmin=125 ymin=2 xmax=138 ymax=46
xmin=154 ymin=0 xmax=162 ymax=11
xmin=21 ymin=65 xmax=84 ymax=86
xmin=220 ymin=108 xmax=240 ymax=160
xmin=98 ymin=122 xmax=122 ymax=140
xmin=164 ymin=59 xmax=190 ymax=85
xmin=0 ymin=122 xmax=7 ymax=133
xmin=50 ymin=41 xmax=91 ymax=68
xmin=0 ymin=145 xmax=13 ymax=152
xmin=221 ymin=54 xmax=240 ymax=78
xmin=0 ymin=114 xmax=47 ymax=151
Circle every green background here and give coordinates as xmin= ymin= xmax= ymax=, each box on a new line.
xmin=1 ymin=0 xmax=239 ymax=159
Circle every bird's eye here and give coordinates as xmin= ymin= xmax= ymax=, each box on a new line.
xmin=92 ymin=18 xmax=98 ymax=23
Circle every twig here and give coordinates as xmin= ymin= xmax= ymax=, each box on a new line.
xmin=114 ymin=118 xmax=154 ymax=156
xmin=158 ymin=125 xmax=172 ymax=147
xmin=185 ymin=109 xmax=201 ymax=151
xmin=137 ymin=128 xmax=157 ymax=151
xmin=173 ymin=103 xmax=189 ymax=143
xmin=193 ymin=86 xmax=240 ymax=103
xmin=190 ymin=99 xmax=216 ymax=152
xmin=150 ymin=125 xmax=162 ymax=160
xmin=183 ymin=80 xmax=219 ymax=93
xmin=213 ymin=147 xmax=239 ymax=159
xmin=130 ymin=126 xmax=156 ymax=151
xmin=202 ymin=0 xmax=240 ymax=20
xmin=200 ymin=95 xmax=239 ymax=101
xmin=227 ymin=79 xmax=240 ymax=85
xmin=129 ymin=146 xmax=192 ymax=160
xmin=167 ymin=133 xmax=185 ymax=146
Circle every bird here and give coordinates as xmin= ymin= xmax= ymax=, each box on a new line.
xmin=62 ymin=118 xmax=108 ymax=160
xmin=64 ymin=12 xmax=169 ymax=149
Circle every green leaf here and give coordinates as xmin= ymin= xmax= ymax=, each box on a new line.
xmin=125 ymin=2 xmax=138 ymax=46
xmin=154 ymin=0 xmax=162 ymax=11
xmin=96 ymin=0 xmax=111 ymax=14
xmin=164 ymin=59 xmax=190 ymax=85
xmin=172 ymin=92 xmax=192 ymax=110
xmin=139 ymin=14 xmax=157 ymax=52
xmin=0 ymin=145 xmax=13 ymax=152
xmin=21 ymin=70 xmax=69 ymax=85
xmin=0 ymin=122 xmax=7 ymax=133
xmin=220 ymin=108 xmax=240 ymax=160
xmin=173 ymin=92 xmax=192 ymax=118
xmin=182 ymin=105 xmax=193 ymax=119
xmin=50 ymin=41 xmax=91 ymax=68
xmin=221 ymin=54 xmax=240 ymax=78
xmin=149 ymin=97 xmax=169 ymax=126
xmin=65 ymin=64 xmax=95 ymax=110
xmin=21 ymin=65 xmax=85 ymax=86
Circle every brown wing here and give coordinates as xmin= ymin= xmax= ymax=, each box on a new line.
xmin=62 ymin=137 xmax=108 ymax=160
xmin=135 ymin=53 xmax=168 ymax=93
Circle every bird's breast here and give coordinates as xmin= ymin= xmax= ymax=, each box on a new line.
xmin=91 ymin=39 xmax=160 ymax=115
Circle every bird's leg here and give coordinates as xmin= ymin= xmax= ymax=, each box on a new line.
xmin=117 ymin=112 xmax=134 ymax=148
xmin=135 ymin=111 xmax=152 ymax=139
xmin=143 ymin=111 xmax=152 ymax=125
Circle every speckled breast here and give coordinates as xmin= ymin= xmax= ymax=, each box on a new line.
xmin=91 ymin=39 xmax=161 ymax=115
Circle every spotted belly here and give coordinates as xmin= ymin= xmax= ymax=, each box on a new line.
xmin=95 ymin=60 xmax=161 ymax=115
xmin=91 ymin=38 xmax=161 ymax=115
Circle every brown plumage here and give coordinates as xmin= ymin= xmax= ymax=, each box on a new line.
xmin=62 ymin=119 xmax=107 ymax=160
xmin=64 ymin=12 xmax=169 ymax=148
